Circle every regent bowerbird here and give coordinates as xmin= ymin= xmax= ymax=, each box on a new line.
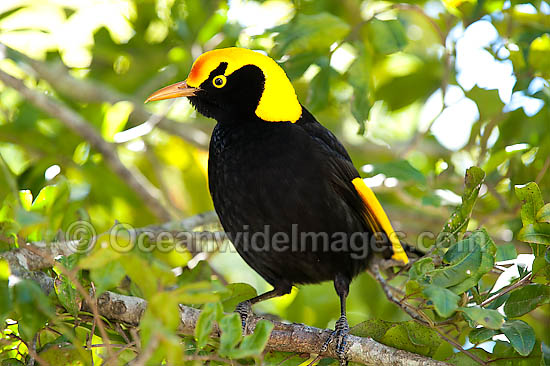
xmin=146 ymin=47 xmax=410 ymax=365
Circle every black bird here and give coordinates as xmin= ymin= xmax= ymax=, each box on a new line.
xmin=146 ymin=47 xmax=409 ymax=364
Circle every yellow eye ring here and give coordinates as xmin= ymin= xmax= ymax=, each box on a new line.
xmin=213 ymin=75 xmax=227 ymax=88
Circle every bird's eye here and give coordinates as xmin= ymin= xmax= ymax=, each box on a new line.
xmin=213 ymin=75 xmax=227 ymax=88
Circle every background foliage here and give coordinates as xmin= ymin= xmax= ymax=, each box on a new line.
xmin=0 ymin=0 xmax=549 ymax=365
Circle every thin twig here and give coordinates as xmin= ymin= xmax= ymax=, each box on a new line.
xmin=536 ymin=155 xmax=550 ymax=184
xmin=0 ymin=69 xmax=173 ymax=222
xmin=480 ymin=273 xmax=532 ymax=308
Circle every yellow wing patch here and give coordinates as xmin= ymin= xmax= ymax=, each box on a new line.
xmin=352 ymin=178 xmax=409 ymax=265
xmin=186 ymin=47 xmax=302 ymax=123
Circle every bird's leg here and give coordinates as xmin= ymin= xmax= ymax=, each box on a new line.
xmin=319 ymin=274 xmax=350 ymax=366
xmin=235 ymin=286 xmax=291 ymax=334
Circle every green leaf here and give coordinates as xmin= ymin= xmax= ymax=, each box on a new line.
xmin=148 ymin=292 xmax=182 ymax=330
xmin=30 ymin=185 xmax=59 ymax=212
xmin=0 ymin=260 xmax=11 ymax=320
xmin=537 ymin=203 xmax=550 ymax=223
xmin=371 ymin=160 xmax=426 ymax=184
xmin=460 ymin=307 xmax=505 ymax=330
xmin=121 ymin=255 xmax=159 ymax=299
xmin=351 ymin=320 xmax=440 ymax=357
xmin=102 ymin=101 xmax=133 ymax=142
xmin=447 ymin=230 xmax=496 ymax=294
xmin=501 ymin=320 xmax=536 ymax=356
xmin=409 ymin=257 xmax=434 ymax=280
xmin=308 ymin=62 xmax=331 ymax=112
xmin=89 ymin=259 xmax=126 ymax=295
xmin=19 ymin=190 xmax=32 ymax=210
xmin=171 ymin=281 xmax=219 ymax=304
xmin=230 ymin=319 xmax=274 ymax=359
xmin=465 ymin=86 xmax=504 ymax=122
xmin=54 ymin=275 xmax=80 ymax=318
xmin=528 ymin=33 xmax=550 ymax=78
xmin=263 ymin=351 xmax=304 ymax=366
xmin=220 ymin=283 xmax=257 ymax=312
xmin=13 ymin=280 xmax=54 ymax=341
xmin=271 ymin=13 xmax=350 ymax=57
xmin=542 ymin=342 xmax=550 ymax=366
xmin=380 ymin=321 xmax=441 ymax=357
xmin=517 ymin=223 xmax=550 ymax=245
xmin=437 ymin=167 xmax=485 ymax=247
xmin=422 ymin=285 xmax=460 ymax=317
xmin=495 ymin=243 xmax=517 ymax=262
xmin=426 ymin=238 xmax=482 ymax=288
xmin=219 ymin=313 xmax=242 ymax=357
xmin=445 ymin=348 xmax=492 ymax=365
xmin=195 ymin=303 xmax=219 ymax=349
xmin=1 ymin=359 xmax=26 ymax=366
xmin=72 ymin=142 xmax=90 ymax=165
xmin=364 ymin=18 xmax=407 ymax=55
xmin=350 ymin=319 xmax=395 ymax=341
xmin=281 ymin=53 xmax=323 ymax=80
xmin=504 ymin=284 xmax=550 ymax=318
xmin=515 ymin=182 xmax=544 ymax=226
xmin=468 ymin=327 xmax=499 ymax=344
xmin=38 ymin=344 xmax=90 ymax=366
xmin=375 ymin=64 xmax=441 ymax=110
xmin=78 ymin=247 xmax=121 ymax=269
xmin=348 ymin=47 xmax=372 ymax=128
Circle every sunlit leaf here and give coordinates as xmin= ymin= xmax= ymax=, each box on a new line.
xmin=195 ymin=302 xmax=220 ymax=349
xmin=515 ymin=182 xmax=544 ymax=226
xmin=220 ymin=283 xmax=257 ymax=312
xmin=352 ymin=320 xmax=440 ymax=357
xmin=229 ymin=319 xmax=274 ymax=359
xmin=460 ymin=307 xmax=505 ymax=330
xmin=529 ymin=33 xmax=550 ymax=78
xmin=537 ymin=203 xmax=550 ymax=223
xmin=219 ymin=313 xmax=242 ymax=357
xmin=101 ymin=101 xmax=133 ymax=142
xmin=517 ymin=223 xmax=550 ymax=245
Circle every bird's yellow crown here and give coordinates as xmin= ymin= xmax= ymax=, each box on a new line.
xmin=186 ymin=47 xmax=302 ymax=123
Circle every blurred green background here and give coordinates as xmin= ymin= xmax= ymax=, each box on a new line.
xmin=0 ymin=0 xmax=549 ymax=364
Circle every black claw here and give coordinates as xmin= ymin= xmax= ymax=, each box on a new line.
xmin=334 ymin=316 xmax=349 ymax=366
xmin=319 ymin=316 xmax=349 ymax=366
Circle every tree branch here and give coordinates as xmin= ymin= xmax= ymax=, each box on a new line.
xmin=0 ymin=68 xmax=173 ymax=222
xmin=0 ymin=211 xmax=220 ymax=272
xmin=88 ymin=291 xmax=449 ymax=366
xmin=1 ymin=43 xmax=210 ymax=149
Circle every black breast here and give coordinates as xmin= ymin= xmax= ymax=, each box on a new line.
xmin=208 ymin=118 xmax=370 ymax=288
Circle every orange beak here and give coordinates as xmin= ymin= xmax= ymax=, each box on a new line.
xmin=145 ymin=81 xmax=199 ymax=103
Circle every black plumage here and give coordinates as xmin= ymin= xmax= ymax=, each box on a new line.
xmin=146 ymin=49 xmax=406 ymax=364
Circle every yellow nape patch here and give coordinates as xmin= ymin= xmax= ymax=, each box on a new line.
xmin=186 ymin=47 xmax=302 ymax=123
xmin=352 ymin=178 xmax=409 ymax=265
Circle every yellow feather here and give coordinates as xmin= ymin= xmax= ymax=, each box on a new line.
xmin=186 ymin=47 xmax=302 ymax=123
xmin=352 ymin=178 xmax=409 ymax=264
